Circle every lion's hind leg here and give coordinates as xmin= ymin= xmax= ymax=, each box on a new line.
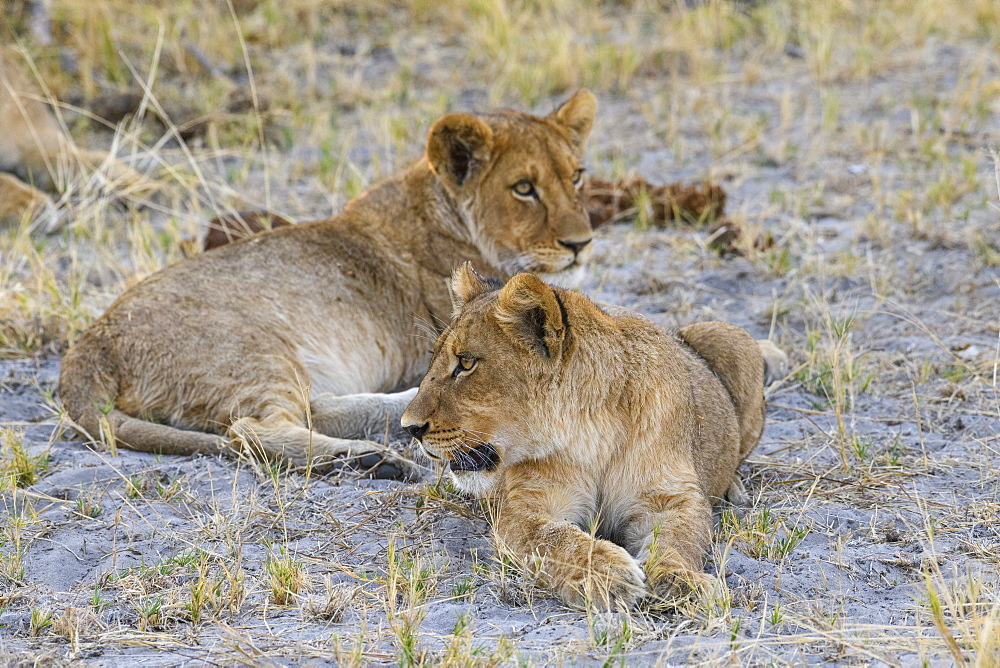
xmin=676 ymin=321 xmax=766 ymax=463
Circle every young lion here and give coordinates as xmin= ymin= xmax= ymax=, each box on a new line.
xmin=59 ymin=91 xmax=598 ymax=471
xmin=401 ymin=264 xmax=774 ymax=609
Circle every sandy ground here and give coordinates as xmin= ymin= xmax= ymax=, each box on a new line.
xmin=1 ymin=16 xmax=999 ymax=666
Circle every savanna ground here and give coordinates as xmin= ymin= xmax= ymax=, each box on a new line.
xmin=1 ymin=1 xmax=999 ymax=664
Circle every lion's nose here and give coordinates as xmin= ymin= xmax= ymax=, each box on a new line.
xmin=403 ymin=422 xmax=430 ymax=440
xmin=558 ymin=238 xmax=591 ymax=256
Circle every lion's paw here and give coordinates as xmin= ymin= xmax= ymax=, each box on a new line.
xmin=646 ymin=568 xmax=714 ymax=608
xmin=758 ymin=340 xmax=789 ymax=386
xmin=353 ymin=447 xmax=419 ymax=481
xmin=557 ymin=543 xmax=648 ymax=611
xmin=725 ymin=477 xmax=748 ymax=505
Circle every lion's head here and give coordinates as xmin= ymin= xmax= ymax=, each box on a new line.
xmin=401 ymin=263 xmax=593 ymax=496
xmin=426 ymin=90 xmax=596 ymax=288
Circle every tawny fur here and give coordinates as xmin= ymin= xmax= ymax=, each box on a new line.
xmin=58 ymin=91 xmax=599 ymax=468
xmin=0 ymin=46 xmax=151 ymax=228
xmin=401 ymin=265 xmax=774 ymax=609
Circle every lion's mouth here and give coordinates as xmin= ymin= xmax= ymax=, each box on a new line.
xmin=450 ymin=443 xmax=500 ymax=472
xmin=530 ymin=257 xmax=578 ymax=274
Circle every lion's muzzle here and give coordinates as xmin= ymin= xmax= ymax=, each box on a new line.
xmin=403 ymin=421 xmax=429 ymax=440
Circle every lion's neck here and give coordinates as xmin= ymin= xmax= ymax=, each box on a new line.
xmin=342 ymin=159 xmax=506 ymax=324
xmin=419 ymin=166 xmax=478 ymax=244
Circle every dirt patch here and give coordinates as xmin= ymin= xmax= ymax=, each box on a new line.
xmin=586 ymin=176 xmax=726 ymax=228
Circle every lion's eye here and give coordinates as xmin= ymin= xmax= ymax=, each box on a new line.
xmin=453 ymin=355 xmax=477 ymax=378
xmin=512 ymin=180 xmax=537 ymax=199
xmin=572 ymin=168 xmax=584 ymax=187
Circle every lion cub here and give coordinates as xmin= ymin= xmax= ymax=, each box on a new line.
xmin=401 ymin=264 xmax=772 ymax=609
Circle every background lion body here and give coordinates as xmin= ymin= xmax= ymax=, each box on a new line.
xmin=403 ymin=268 xmax=766 ymax=608
xmin=0 ymin=46 xmax=64 ymax=223
xmin=0 ymin=45 xmax=149 ymax=227
xmin=58 ymin=92 xmax=597 ymax=467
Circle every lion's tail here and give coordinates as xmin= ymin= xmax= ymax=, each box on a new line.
xmin=676 ymin=322 xmax=768 ymax=463
xmin=58 ymin=339 xmax=226 ymax=457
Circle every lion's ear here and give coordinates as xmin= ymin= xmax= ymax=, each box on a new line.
xmin=449 ymin=262 xmax=501 ymax=315
xmin=495 ymin=273 xmax=567 ymax=359
xmin=427 ymin=114 xmax=494 ymax=192
xmin=548 ymin=89 xmax=596 ymax=156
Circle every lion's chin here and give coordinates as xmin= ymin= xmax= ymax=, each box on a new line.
xmin=449 ymin=469 xmax=497 ymax=498
xmin=538 ymin=263 xmax=586 ymax=290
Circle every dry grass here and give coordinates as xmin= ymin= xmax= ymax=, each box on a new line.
xmin=1 ymin=0 xmax=999 ymax=664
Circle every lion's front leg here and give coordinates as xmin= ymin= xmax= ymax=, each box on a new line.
xmin=493 ymin=473 xmax=647 ymax=610
xmin=626 ymin=481 xmax=714 ymax=605
xmin=310 ymin=388 xmax=417 ymax=441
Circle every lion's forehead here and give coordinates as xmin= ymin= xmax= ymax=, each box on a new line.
xmin=441 ymin=328 xmax=497 ymax=365
xmin=490 ymin=138 xmax=578 ymax=181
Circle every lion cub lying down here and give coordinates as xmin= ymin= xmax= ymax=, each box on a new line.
xmin=401 ymin=264 xmax=772 ymax=609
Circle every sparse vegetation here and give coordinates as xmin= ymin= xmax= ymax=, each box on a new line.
xmin=0 ymin=428 xmax=48 ymax=490
xmin=1 ymin=0 xmax=998 ymax=663
xmin=720 ymin=507 xmax=809 ymax=561
xmin=265 ymin=548 xmax=305 ymax=606
xmin=29 ymin=607 xmax=54 ymax=637
xmin=74 ymin=491 xmax=102 ymax=519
